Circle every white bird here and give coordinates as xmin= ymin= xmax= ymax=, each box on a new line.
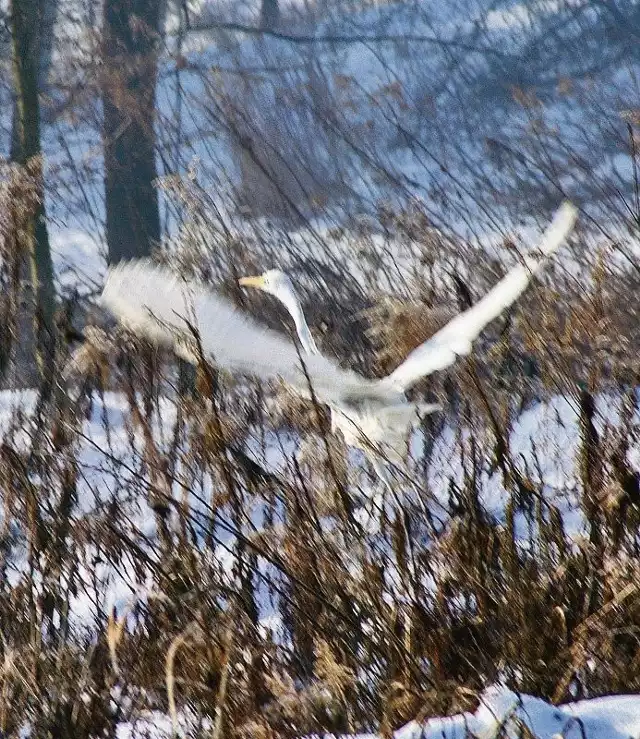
xmin=101 ymin=203 xmax=577 ymax=472
xmin=236 ymin=268 xmax=441 ymax=469
xmin=237 ymin=202 xmax=576 ymax=464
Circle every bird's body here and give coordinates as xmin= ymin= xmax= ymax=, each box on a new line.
xmin=329 ymin=401 xmax=436 ymax=466
xmin=101 ymin=203 xmax=577 ymax=472
xmin=237 ymin=270 xmax=439 ymax=466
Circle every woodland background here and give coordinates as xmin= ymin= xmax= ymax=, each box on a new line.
xmin=1 ymin=0 xmax=640 ymax=736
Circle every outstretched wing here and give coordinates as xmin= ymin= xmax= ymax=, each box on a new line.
xmin=382 ymin=201 xmax=578 ymax=392
xmin=101 ymin=260 xmax=374 ymax=404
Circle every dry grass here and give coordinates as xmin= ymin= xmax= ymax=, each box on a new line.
xmin=1 ymin=166 xmax=640 ymax=736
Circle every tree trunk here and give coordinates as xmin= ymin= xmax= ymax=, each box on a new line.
xmin=9 ymin=0 xmax=56 ymax=161
xmin=102 ymin=0 xmax=162 ymax=264
xmin=10 ymin=0 xmax=57 ymax=377
xmin=260 ymin=0 xmax=279 ymax=31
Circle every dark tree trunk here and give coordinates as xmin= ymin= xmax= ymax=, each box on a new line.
xmin=9 ymin=0 xmax=56 ymax=160
xmin=260 ymin=0 xmax=279 ymax=31
xmin=102 ymin=0 xmax=162 ymax=264
xmin=10 ymin=0 xmax=56 ymax=377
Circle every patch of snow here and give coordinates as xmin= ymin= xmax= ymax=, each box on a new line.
xmin=51 ymin=228 xmax=106 ymax=297
xmin=116 ymin=709 xmax=212 ymax=739
xmin=112 ymin=684 xmax=640 ymax=738
xmin=409 ymin=684 xmax=640 ymax=739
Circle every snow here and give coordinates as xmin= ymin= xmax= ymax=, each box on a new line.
xmin=0 ymin=374 xmax=637 ymax=629
xmin=0 ymin=389 xmax=179 ymax=624
xmin=396 ymin=685 xmax=640 ymax=739
xmin=3 ymin=1 xmax=640 ymax=733
xmin=482 ymin=0 xmax=587 ymax=34
xmin=422 ymin=390 xmax=640 ymax=544
xmin=111 ymin=684 xmax=640 ymax=737
xmin=396 ymin=686 xmax=640 ymax=739
xmin=51 ymin=227 xmax=106 ymax=297
xmin=116 ymin=709 xmax=212 ymax=739
xmin=25 ymin=0 xmax=639 ymax=267
xmin=24 ymin=688 xmax=640 ymax=737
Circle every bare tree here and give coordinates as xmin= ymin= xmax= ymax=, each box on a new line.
xmin=102 ymin=0 xmax=162 ymax=263
xmin=260 ymin=0 xmax=279 ymax=31
xmin=9 ymin=0 xmax=57 ymax=159
xmin=9 ymin=0 xmax=56 ymax=375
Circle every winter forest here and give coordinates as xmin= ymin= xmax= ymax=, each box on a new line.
xmin=1 ymin=0 xmax=640 ymax=736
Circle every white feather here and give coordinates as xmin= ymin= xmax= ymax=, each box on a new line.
xmin=382 ymin=201 xmax=578 ymax=392
xmin=101 ymin=260 xmax=378 ymax=405
xmin=101 ymin=201 xmax=576 ymax=458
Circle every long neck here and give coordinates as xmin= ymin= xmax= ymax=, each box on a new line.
xmin=276 ymin=287 xmax=319 ymax=356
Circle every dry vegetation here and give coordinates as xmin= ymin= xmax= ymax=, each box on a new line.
xmin=0 ymin=161 xmax=639 ymax=738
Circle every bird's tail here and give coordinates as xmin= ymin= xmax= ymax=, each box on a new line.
xmin=375 ymin=401 xmax=441 ymax=429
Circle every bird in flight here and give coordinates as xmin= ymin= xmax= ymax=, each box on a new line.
xmin=101 ymin=202 xmax=577 ymax=473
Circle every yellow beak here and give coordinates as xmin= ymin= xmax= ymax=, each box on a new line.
xmin=238 ymin=275 xmax=265 ymax=289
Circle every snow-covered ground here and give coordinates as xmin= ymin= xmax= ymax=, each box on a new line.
xmin=113 ymin=684 xmax=640 ymax=738
xmin=0 ymin=390 xmax=172 ymax=624
xmin=6 ymin=0 xmax=633 ymax=282
xmin=3 ymin=1 xmax=640 ymax=734
xmin=377 ymin=685 xmax=640 ymax=739
xmin=1 ymin=374 xmax=638 ymax=626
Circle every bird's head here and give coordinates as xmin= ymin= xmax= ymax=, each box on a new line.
xmin=239 ymin=269 xmax=295 ymax=299
xmin=239 ymin=268 xmax=318 ymax=354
